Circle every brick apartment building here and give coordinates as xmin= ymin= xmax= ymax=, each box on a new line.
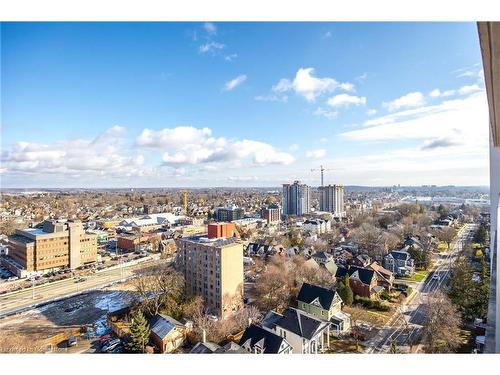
xmin=261 ymin=204 xmax=281 ymax=224
xmin=175 ymin=225 xmax=243 ymax=318
xmin=207 ymin=222 xmax=235 ymax=239
xmin=3 ymin=220 xmax=97 ymax=276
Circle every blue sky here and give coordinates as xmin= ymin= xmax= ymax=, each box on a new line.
xmin=0 ymin=22 xmax=489 ymax=187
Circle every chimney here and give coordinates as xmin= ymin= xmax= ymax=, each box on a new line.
xmin=202 ymin=329 xmax=206 ymax=343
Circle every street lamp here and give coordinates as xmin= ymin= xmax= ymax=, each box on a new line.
xmin=30 ymin=275 xmax=35 ymax=300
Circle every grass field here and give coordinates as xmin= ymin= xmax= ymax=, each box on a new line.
xmin=399 ymin=270 xmax=428 ymax=282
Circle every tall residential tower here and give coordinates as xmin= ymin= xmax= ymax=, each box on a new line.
xmin=319 ymin=184 xmax=345 ymax=217
xmin=282 ymin=181 xmax=311 ymax=217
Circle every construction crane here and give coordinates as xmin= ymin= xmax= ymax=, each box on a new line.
xmin=310 ymin=165 xmax=335 ymax=187
xmin=180 ymin=190 xmax=188 ymax=214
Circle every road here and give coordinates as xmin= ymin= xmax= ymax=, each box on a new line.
xmin=0 ymin=256 xmax=164 ymax=318
xmin=365 ymin=223 xmax=477 ymax=353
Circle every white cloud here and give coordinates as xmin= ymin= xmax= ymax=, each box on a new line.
xmin=137 ymin=126 xmax=213 ymax=148
xmin=203 ymin=22 xmax=217 ymax=35
xmin=314 ymin=107 xmax=338 ymax=119
xmin=319 ymin=137 xmax=328 ymax=143
xmin=429 ymin=88 xmax=456 ymax=98
xmin=224 ymin=53 xmax=238 ymax=62
xmin=457 ymin=69 xmax=483 ymax=79
xmin=306 ymin=149 xmax=327 ymax=159
xmin=366 ymin=109 xmax=377 ymax=116
xmin=224 ymin=74 xmax=247 ymax=91
xmin=341 ymin=91 xmax=488 ymax=152
xmin=1 ymin=126 xmax=147 ymax=179
xmin=327 ymin=94 xmax=366 ymax=108
xmin=289 ymin=144 xmax=300 ymax=151
xmin=383 ymin=91 xmax=425 ymax=112
xmin=199 ymin=42 xmax=225 ymax=54
xmin=356 ymin=72 xmax=368 ymax=82
xmin=254 ymin=94 xmax=288 ymax=103
xmin=272 ymin=68 xmax=354 ymax=102
xmin=458 ymin=84 xmax=482 ymax=95
xmin=136 ymin=126 xmax=295 ymax=168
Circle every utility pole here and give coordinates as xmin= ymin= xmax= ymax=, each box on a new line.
xmin=31 ymin=275 xmax=35 ymax=300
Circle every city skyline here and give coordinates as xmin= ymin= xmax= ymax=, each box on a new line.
xmin=1 ymin=22 xmax=490 ymax=188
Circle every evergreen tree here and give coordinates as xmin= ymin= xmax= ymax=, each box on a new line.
xmin=473 ymin=224 xmax=488 ymax=245
xmin=128 ymin=310 xmax=151 ymax=353
xmin=437 ymin=204 xmax=448 ymax=219
xmin=343 ymin=273 xmax=354 ymax=306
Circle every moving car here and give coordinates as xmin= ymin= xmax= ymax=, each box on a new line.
xmin=432 ymin=274 xmax=441 ymax=281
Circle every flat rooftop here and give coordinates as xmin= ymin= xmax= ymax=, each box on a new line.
xmin=180 ymin=235 xmax=240 ymax=248
xmin=23 ymin=228 xmax=49 ymax=236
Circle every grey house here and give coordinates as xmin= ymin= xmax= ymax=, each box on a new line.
xmin=383 ymin=250 xmax=415 ymax=277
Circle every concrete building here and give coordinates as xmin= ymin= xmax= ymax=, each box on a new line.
xmin=479 ymin=22 xmax=500 ymax=353
xmin=175 ymin=232 xmax=244 ymax=318
xmin=4 ymin=220 xmax=97 ymax=276
xmin=282 ymin=181 xmax=311 ymax=217
xmin=214 ymin=205 xmax=244 ymax=222
xmin=319 ymin=184 xmax=345 ymax=217
xmin=261 ymin=204 xmax=281 ymax=224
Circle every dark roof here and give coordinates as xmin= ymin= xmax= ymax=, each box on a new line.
xmin=239 ymin=324 xmax=287 ymax=354
xmin=297 ymin=282 xmax=336 ymax=310
xmin=335 ymin=266 xmax=375 ymax=285
xmin=274 ymin=308 xmax=327 ymax=340
xmin=312 ymin=251 xmax=330 ymax=260
xmin=261 ymin=311 xmax=283 ymax=331
xmin=348 ymin=266 xmax=376 ymax=285
xmin=387 ymin=250 xmax=410 ymax=261
xmin=189 ymin=341 xmax=221 ymax=354
xmin=215 ymin=341 xmax=246 ymax=354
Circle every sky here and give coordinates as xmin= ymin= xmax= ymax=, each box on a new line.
xmin=0 ymin=22 xmax=490 ymax=188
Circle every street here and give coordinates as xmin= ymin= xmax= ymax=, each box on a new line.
xmin=365 ymin=223 xmax=477 ymax=353
xmin=0 ymin=256 xmax=164 ymax=318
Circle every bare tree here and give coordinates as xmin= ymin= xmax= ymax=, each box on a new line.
xmin=435 ymin=227 xmax=457 ymax=250
xmin=422 ymin=291 xmax=463 ymax=353
xmin=133 ymin=264 xmax=185 ymax=317
xmin=352 ymin=223 xmax=385 ymax=259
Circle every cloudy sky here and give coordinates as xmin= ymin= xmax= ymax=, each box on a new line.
xmin=0 ymin=22 xmax=489 ymax=188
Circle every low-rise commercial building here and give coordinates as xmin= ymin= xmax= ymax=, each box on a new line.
xmin=3 ymin=220 xmax=97 ymax=276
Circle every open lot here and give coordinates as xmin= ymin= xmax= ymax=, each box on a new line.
xmin=0 ymin=286 xmax=139 ymax=353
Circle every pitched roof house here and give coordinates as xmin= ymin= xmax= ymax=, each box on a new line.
xmin=336 ymin=266 xmax=381 ymax=298
xmin=311 ymin=251 xmax=333 ymax=264
xmin=383 ymin=250 xmax=415 ymax=277
xmin=261 ymin=307 xmax=331 ymax=354
xmin=149 ymin=314 xmax=187 ymax=353
xmin=297 ymin=283 xmax=351 ymax=335
xmin=368 ymin=261 xmax=395 ymax=291
xmin=239 ymin=323 xmax=292 ymax=354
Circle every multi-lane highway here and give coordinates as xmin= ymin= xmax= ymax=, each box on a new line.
xmin=0 ymin=257 xmax=163 ymax=318
xmin=366 ymin=223 xmax=477 ymax=353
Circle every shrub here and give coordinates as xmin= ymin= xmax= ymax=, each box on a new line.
xmin=403 ymin=286 xmax=413 ymax=297
xmin=354 ymin=296 xmax=390 ymax=311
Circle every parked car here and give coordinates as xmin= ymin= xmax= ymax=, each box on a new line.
xmin=432 ymin=274 xmax=441 ymax=281
xmin=67 ymin=336 xmax=77 ymax=347
xmin=101 ymin=339 xmax=121 ymax=353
